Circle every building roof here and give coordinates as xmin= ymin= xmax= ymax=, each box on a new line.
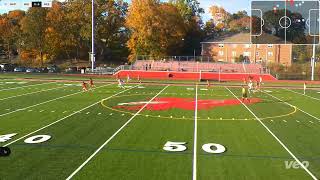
xmin=201 ymin=32 xmax=287 ymax=44
xmin=201 ymin=33 xmax=251 ymax=44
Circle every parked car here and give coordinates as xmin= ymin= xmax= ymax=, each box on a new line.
xmin=47 ymin=65 xmax=59 ymax=73
xmin=26 ymin=68 xmax=40 ymax=73
xmin=39 ymin=67 xmax=48 ymax=73
xmin=14 ymin=67 xmax=26 ymax=72
xmin=0 ymin=63 xmax=14 ymax=72
xmin=65 ymin=67 xmax=78 ymax=73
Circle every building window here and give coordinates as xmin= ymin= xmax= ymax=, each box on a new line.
xmin=268 ymin=52 xmax=273 ymax=56
xmin=245 ymin=44 xmax=251 ymax=48
xmin=218 ymin=44 xmax=224 ymax=48
xmin=232 ymin=44 xmax=237 ymax=48
xmin=256 ymin=52 xmax=259 ymax=56
xmin=219 ymin=51 xmax=224 ymax=56
xmin=267 ymin=44 xmax=273 ymax=48
xmin=232 ymin=51 xmax=237 ymax=57
xmin=243 ymin=51 xmax=250 ymax=57
xmin=257 ymin=44 xmax=261 ymax=48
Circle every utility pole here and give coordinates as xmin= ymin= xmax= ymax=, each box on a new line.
xmin=311 ymin=43 xmax=315 ymax=81
xmin=90 ymin=0 xmax=95 ymax=71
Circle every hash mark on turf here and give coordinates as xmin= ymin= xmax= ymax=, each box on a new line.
xmin=63 ymin=111 xmax=67 ymax=113
xmin=296 ymin=120 xmax=300 ymax=123
xmin=86 ymin=112 xmax=90 ymax=114
xmin=51 ymin=110 xmax=55 ymax=113
xmin=283 ymin=120 xmax=287 ymax=123
xmin=39 ymin=110 xmax=44 ymax=112
xmin=109 ymin=113 xmax=113 ymax=116
xmin=309 ymin=121 xmax=314 ymax=124
xmin=98 ymin=113 xmax=102 ymax=115
xmin=28 ymin=110 xmax=33 ymax=112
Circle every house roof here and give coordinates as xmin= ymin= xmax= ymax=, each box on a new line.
xmin=201 ymin=33 xmax=251 ymax=44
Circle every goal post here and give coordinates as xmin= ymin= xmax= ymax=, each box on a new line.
xmin=199 ymin=69 xmax=222 ymax=82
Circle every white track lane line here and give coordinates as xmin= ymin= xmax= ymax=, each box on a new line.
xmin=192 ymin=84 xmax=198 ymax=180
xmin=0 ymin=81 xmax=56 ymax=92
xmin=0 ymin=86 xmax=65 ymax=101
xmin=226 ymin=87 xmax=318 ymax=180
xmin=4 ymin=85 xmax=138 ymax=147
xmin=285 ymin=88 xmax=320 ymax=101
xmin=263 ymin=91 xmax=320 ymax=121
xmin=0 ymin=83 xmax=113 ymax=117
xmin=66 ymin=85 xmax=169 ymax=180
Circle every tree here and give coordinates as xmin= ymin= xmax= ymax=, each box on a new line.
xmin=126 ymin=0 xmax=186 ymax=61
xmin=0 ymin=10 xmax=25 ymax=60
xmin=169 ymin=0 xmax=204 ymax=55
xmin=228 ymin=16 xmax=250 ymax=32
xmin=20 ymin=7 xmax=49 ymax=65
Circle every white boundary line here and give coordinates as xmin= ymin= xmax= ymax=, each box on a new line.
xmin=264 ymin=91 xmax=320 ymax=121
xmin=66 ymin=85 xmax=169 ymax=180
xmin=192 ymin=84 xmax=198 ymax=180
xmin=0 ymin=83 xmax=113 ymax=117
xmin=0 ymin=81 xmax=56 ymax=92
xmin=226 ymin=87 xmax=318 ymax=180
xmin=285 ymin=88 xmax=320 ymax=102
xmin=4 ymin=85 xmax=138 ymax=147
xmin=0 ymin=86 xmax=65 ymax=101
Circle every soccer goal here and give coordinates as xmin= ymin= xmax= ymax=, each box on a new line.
xmin=199 ymin=70 xmax=222 ymax=82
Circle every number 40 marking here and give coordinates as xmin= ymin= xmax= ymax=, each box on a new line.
xmin=0 ymin=133 xmax=51 ymax=144
xmin=163 ymin=141 xmax=226 ymax=154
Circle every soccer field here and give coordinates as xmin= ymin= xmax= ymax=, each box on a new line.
xmin=0 ymin=77 xmax=320 ymax=180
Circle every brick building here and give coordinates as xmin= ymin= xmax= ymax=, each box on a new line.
xmin=201 ymin=33 xmax=292 ymax=66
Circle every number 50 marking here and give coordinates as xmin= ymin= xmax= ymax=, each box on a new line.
xmin=163 ymin=141 xmax=226 ymax=154
xmin=0 ymin=133 xmax=51 ymax=144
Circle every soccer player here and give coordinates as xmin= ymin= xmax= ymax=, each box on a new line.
xmin=304 ymin=82 xmax=307 ymax=95
xmin=118 ymin=78 xmax=125 ymax=89
xmin=137 ymin=75 xmax=141 ymax=83
xmin=82 ymin=81 xmax=88 ymax=92
xmin=207 ymin=80 xmax=211 ymax=88
xmin=127 ymin=74 xmax=131 ymax=83
xmin=242 ymin=86 xmax=249 ymax=102
xmin=89 ymin=78 xmax=94 ymax=88
xmin=248 ymin=80 xmax=253 ymax=94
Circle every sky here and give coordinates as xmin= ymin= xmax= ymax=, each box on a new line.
xmin=0 ymin=0 xmax=251 ymax=22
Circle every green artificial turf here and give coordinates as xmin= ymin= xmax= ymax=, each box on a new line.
xmin=0 ymin=75 xmax=319 ymax=180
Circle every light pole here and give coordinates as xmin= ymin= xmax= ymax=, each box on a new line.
xmin=90 ymin=0 xmax=95 ymax=71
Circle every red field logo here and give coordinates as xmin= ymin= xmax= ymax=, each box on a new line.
xmin=114 ymin=97 xmax=261 ymax=111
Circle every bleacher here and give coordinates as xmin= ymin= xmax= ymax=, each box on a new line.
xmin=133 ymin=60 xmax=265 ymax=74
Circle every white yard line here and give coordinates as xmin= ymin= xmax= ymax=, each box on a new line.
xmin=264 ymin=91 xmax=320 ymax=121
xmin=0 ymin=86 xmax=65 ymax=101
xmin=0 ymin=84 xmax=113 ymax=117
xmin=285 ymin=88 xmax=320 ymax=101
xmin=226 ymin=87 xmax=318 ymax=180
xmin=0 ymin=81 xmax=56 ymax=92
xmin=192 ymin=84 xmax=198 ymax=180
xmin=66 ymin=85 xmax=169 ymax=180
xmin=4 ymin=84 xmax=137 ymax=147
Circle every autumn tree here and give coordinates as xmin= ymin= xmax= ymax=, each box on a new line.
xmin=20 ymin=7 xmax=49 ymax=65
xmin=126 ymin=0 xmax=186 ymax=61
xmin=0 ymin=10 xmax=25 ymax=60
xmin=169 ymin=0 xmax=204 ymax=55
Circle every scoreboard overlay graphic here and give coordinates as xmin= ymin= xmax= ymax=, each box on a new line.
xmin=251 ymin=0 xmax=320 ymax=44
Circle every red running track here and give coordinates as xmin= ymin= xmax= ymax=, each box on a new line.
xmin=114 ymin=70 xmax=277 ymax=81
